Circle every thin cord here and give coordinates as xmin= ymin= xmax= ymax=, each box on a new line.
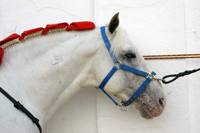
xmin=143 ymin=54 xmax=200 ymax=60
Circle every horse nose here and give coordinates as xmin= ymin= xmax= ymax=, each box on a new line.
xmin=159 ymin=97 xmax=166 ymax=109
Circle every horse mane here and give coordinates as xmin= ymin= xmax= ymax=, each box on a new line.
xmin=0 ymin=21 xmax=95 ymax=65
xmin=0 ymin=22 xmax=95 ymax=49
xmin=1 ymin=26 xmax=65 ymax=50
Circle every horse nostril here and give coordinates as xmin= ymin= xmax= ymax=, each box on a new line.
xmin=159 ymin=98 xmax=164 ymax=106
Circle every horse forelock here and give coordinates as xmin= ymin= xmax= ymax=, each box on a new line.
xmin=110 ymin=27 xmax=130 ymax=58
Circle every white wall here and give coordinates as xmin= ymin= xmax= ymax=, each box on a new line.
xmin=0 ymin=0 xmax=200 ymax=133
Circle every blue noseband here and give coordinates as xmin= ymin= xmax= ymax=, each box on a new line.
xmin=98 ymin=26 xmax=156 ymax=107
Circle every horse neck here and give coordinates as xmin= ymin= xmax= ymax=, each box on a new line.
xmin=0 ymin=28 xmax=102 ymax=126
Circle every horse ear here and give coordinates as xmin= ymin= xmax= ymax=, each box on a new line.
xmin=108 ymin=12 xmax=119 ymax=34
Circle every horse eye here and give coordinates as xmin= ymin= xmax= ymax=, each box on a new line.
xmin=124 ymin=53 xmax=136 ymax=59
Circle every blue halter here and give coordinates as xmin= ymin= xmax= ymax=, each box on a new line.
xmin=98 ymin=26 xmax=156 ymax=107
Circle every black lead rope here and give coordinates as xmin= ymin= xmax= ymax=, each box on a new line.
xmin=0 ymin=87 xmax=42 ymax=133
xmin=162 ymin=68 xmax=200 ymax=84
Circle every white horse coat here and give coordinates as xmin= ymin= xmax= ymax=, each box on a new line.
xmin=0 ymin=13 xmax=166 ymax=133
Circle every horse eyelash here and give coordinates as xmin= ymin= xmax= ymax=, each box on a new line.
xmin=124 ymin=53 xmax=136 ymax=59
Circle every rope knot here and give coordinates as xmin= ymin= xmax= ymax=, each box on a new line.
xmin=14 ymin=101 xmax=24 ymax=110
xmin=178 ymin=72 xmax=186 ymax=77
xmin=66 ymin=25 xmax=72 ymax=31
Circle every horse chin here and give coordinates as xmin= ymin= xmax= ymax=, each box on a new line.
xmin=133 ymin=103 xmax=164 ymax=119
xmin=139 ymin=106 xmax=155 ymax=119
xmin=138 ymin=104 xmax=164 ymax=119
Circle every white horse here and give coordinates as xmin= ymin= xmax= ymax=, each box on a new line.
xmin=0 ymin=13 xmax=166 ymax=133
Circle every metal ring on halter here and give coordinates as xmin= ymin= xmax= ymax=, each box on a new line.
xmin=118 ymin=104 xmax=129 ymax=112
xmin=113 ymin=61 xmax=121 ymax=70
xmin=146 ymin=72 xmax=156 ymax=79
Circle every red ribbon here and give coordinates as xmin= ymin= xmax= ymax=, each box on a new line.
xmin=0 ymin=47 xmax=4 ymax=65
xmin=0 ymin=21 xmax=95 ymax=66
xmin=70 ymin=21 xmax=95 ymax=30
xmin=19 ymin=27 xmax=44 ymax=40
xmin=0 ymin=33 xmax=20 ymax=46
xmin=42 ymin=22 xmax=69 ymax=35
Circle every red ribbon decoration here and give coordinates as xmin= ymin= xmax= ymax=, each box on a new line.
xmin=42 ymin=22 xmax=69 ymax=35
xmin=0 ymin=47 xmax=4 ymax=65
xmin=0 ymin=21 xmax=95 ymax=66
xmin=19 ymin=27 xmax=45 ymax=40
xmin=70 ymin=21 xmax=95 ymax=30
xmin=0 ymin=33 xmax=20 ymax=46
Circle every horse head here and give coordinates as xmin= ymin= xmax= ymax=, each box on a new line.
xmin=95 ymin=13 xmax=166 ymax=119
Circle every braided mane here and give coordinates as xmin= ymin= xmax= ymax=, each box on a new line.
xmin=0 ymin=21 xmax=95 ymax=65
